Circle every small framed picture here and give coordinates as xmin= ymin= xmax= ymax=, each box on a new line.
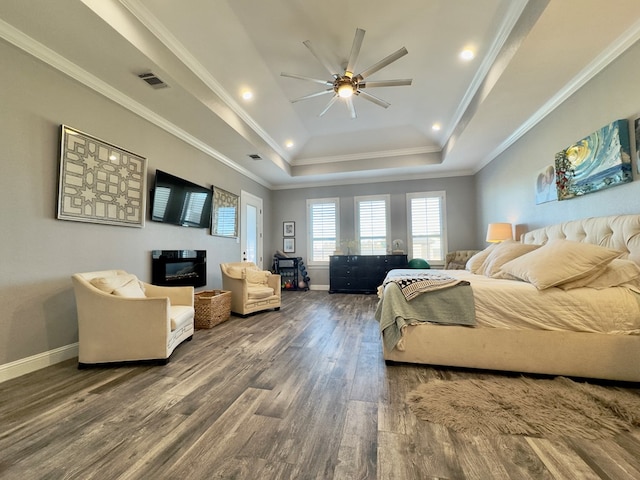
xmin=283 ymin=221 xmax=295 ymax=237
xmin=283 ymin=237 xmax=295 ymax=253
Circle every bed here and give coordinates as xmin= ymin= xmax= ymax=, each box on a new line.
xmin=376 ymin=215 xmax=640 ymax=382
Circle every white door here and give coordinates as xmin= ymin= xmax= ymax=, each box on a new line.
xmin=240 ymin=191 xmax=264 ymax=268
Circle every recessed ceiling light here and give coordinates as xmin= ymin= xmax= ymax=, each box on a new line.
xmin=460 ymin=48 xmax=475 ymax=61
xmin=432 ymin=123 xmax=441 ymax=131
xmin=242 ymin=90 xmax=253 ymax=100
xmin=285 ymin=140 xmax=294 ymax=148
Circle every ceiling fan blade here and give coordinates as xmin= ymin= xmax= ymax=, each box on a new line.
xmin=356 ymin=90 xmax=390 ymax=109
xmin=359 ymin=79 xmax=412 ymax=88
xmin=318 ymin=95 xmax=339 ymax=116
xmin=346 ymin=28 xmax=365 ymax=76
xmin=281 ymin=72 xmax=333 ymax=86
xmin=290 ymin=89 xmax=334 ymax=103
xmin=303 ymin=39 xmax=340 ymax=77
xmin=346 ymin=97 xmax=357 ymax=119
xmin=356 ymin=47 xmax=408 ymax=80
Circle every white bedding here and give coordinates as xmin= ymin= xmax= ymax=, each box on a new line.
xmin=387 ymin=269 xmax=640 ymax=335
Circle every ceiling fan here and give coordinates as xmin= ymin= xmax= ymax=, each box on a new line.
xmin=281 ymin=28 xmax=412 ymax=119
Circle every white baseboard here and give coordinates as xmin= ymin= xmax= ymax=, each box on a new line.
xmin=0 ymin=343 xmax=78 ymax=384
xmin=309 ymin=284 xmax=329 ymax=291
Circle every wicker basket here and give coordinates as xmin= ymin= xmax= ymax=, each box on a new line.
xmin=194 ymin=290 xmax=231 ymax=329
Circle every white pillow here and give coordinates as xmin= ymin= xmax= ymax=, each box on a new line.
xmin=466 ymin=243 xmax=500 ymax=273
xmin=90 ymin=274 xmax=144 ymax=294
xmin=500 ymin=239 xmax=621 ymax=290
xmin=476 ymin=241 xmax=540 ymax=278
xmin=556 ymin=259 xmax=640 ymax=290
xmin=112 ymin=280 xmax=146 ymax=298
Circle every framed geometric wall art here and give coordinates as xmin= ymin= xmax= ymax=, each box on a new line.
xmin=554 ymin=119 xmax=632 ymax=201
xmin=211 ymin=186 xmax=239 ymax=238
xmin=57 ymin=125 xmax=147 ymax=227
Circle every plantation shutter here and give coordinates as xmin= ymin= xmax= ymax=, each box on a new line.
xmin=409 ymin=193 xmax=444 ymax=262
xmin=357 ymin=197 xmax=388 ymax=255
xmin=308 ymin=199 xmax=338 ymax=262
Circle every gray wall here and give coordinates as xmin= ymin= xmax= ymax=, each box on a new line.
xmin=272 ymin=176 xmax=477 ymax=287
xmin=5 ymin=27 xmax=640 ymax=372
xmin=475 ymin=39 xmax=640 ymax=242
xmin=0 ymin=40 xmax=271 ymax=366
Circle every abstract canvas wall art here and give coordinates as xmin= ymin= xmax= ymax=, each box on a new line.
xmin=555 ymin=119 xmax=631 ymax=201
xmin=57 ymin=125 xmax=147 ymax=227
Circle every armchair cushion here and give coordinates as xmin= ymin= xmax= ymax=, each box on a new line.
xmin=171 ymin=305 xmax=195 ymax=331
xmin=248 ymin=285 xmax=276 ymax=299
xmin=246 ymin=269 xmax=270 ymax=285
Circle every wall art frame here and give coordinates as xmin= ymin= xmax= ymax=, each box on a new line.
xmin=555 ymin=119 xmax=632 ymax=200
xmin=283 ymin=221 xmax=295 ymax=237
xmin=57 ymin=125 xmax=147 ymax=227
xmin=211 ymin=186 xmax=239 ymax=238
xmin=535 ymin=165 xmax=557 ymax=204
xmin=283 ymin=237 xmax=295 ymax=253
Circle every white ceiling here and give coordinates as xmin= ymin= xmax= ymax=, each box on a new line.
xmin=2 ymin=0 xmax=640 ymax=189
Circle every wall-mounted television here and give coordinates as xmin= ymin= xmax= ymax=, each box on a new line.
xmin=151 ymin=170 xmax=212 ymax=228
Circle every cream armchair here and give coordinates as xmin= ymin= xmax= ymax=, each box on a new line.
xmin=444 ymin=250 xmax=481 ymax=269
xmin=220 ymin=262 xmax=281 ymax=316
xmin=71 ymin=270 xmax=195 ymax=367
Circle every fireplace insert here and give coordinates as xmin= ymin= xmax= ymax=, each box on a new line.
xmin=151 ymin=250 xmax=206 ymax=288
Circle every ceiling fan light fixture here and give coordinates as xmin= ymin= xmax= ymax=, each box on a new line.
xmin=338 ymin=83 xmax=354 ymax=98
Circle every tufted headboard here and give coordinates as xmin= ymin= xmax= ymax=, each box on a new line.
xmin=522 ymin=215 xmax=640 ymax=265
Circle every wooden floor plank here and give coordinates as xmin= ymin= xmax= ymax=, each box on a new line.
xmin=0 ymin=290 xmax=639 ymax=479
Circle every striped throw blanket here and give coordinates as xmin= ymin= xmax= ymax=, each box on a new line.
xmin=383 ymin=271 xmax=470 ymax=301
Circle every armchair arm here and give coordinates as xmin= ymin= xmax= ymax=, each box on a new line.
xmin=143 ymin=283 xmax=194 ymax=306
xmin=268 ymin=274 xmax=281 ymax=296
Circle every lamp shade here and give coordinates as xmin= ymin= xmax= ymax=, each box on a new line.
xmin=486 ymin=223 xmax=513 ymax=243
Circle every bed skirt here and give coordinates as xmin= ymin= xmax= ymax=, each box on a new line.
xmin=383 ymin=324 xmax=640 ymax=382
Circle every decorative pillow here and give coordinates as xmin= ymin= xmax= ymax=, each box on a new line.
xmin=466 ymin=243 xmax=500 ymax=273
xmin=112 ymin=280 xmax=146 ymax=298
xmin=226 ymin=266 xmax=245 ymax=278
xmin=556 ymin=259 xmax=640 ymax=290
xmin=476 ymin=241 xmax=541 ymax=278
xmin=246 ymin=269 xmax=270 ymax=285
xmin=500 ymin=239 xmax=621 ymax=290
xmin=90 ymin=274 xmax=146 ymax=298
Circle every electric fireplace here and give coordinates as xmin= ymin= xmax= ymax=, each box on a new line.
xmin=151 ymin=250 xmax=206 ymax=288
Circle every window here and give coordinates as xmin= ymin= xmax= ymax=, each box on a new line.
xmin=356 ymin=195 xmax=389 ymax=255
xmin=407 ymin=191 xmax=446 ymax=263
xmin=307 ymin=198 xmax=339 ymax=264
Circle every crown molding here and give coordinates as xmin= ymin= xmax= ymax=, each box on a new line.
xmin=444 ymin=0 xmax=529 ymax=143
xmin=476 ymin=15 xmax=640 ymax=173
xmin=270 ymin=168 xmax=475 ymax=191
xmin=293 ymin=145 xmax=441 ymax=166
xmin=119 ymin=0 xmax=290 ymax=165
xmin=0 ymin=17 xmax=271 ymax=188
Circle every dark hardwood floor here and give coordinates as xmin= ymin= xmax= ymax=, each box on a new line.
xmin=1 ymin=290 xmax=640 ymax=479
